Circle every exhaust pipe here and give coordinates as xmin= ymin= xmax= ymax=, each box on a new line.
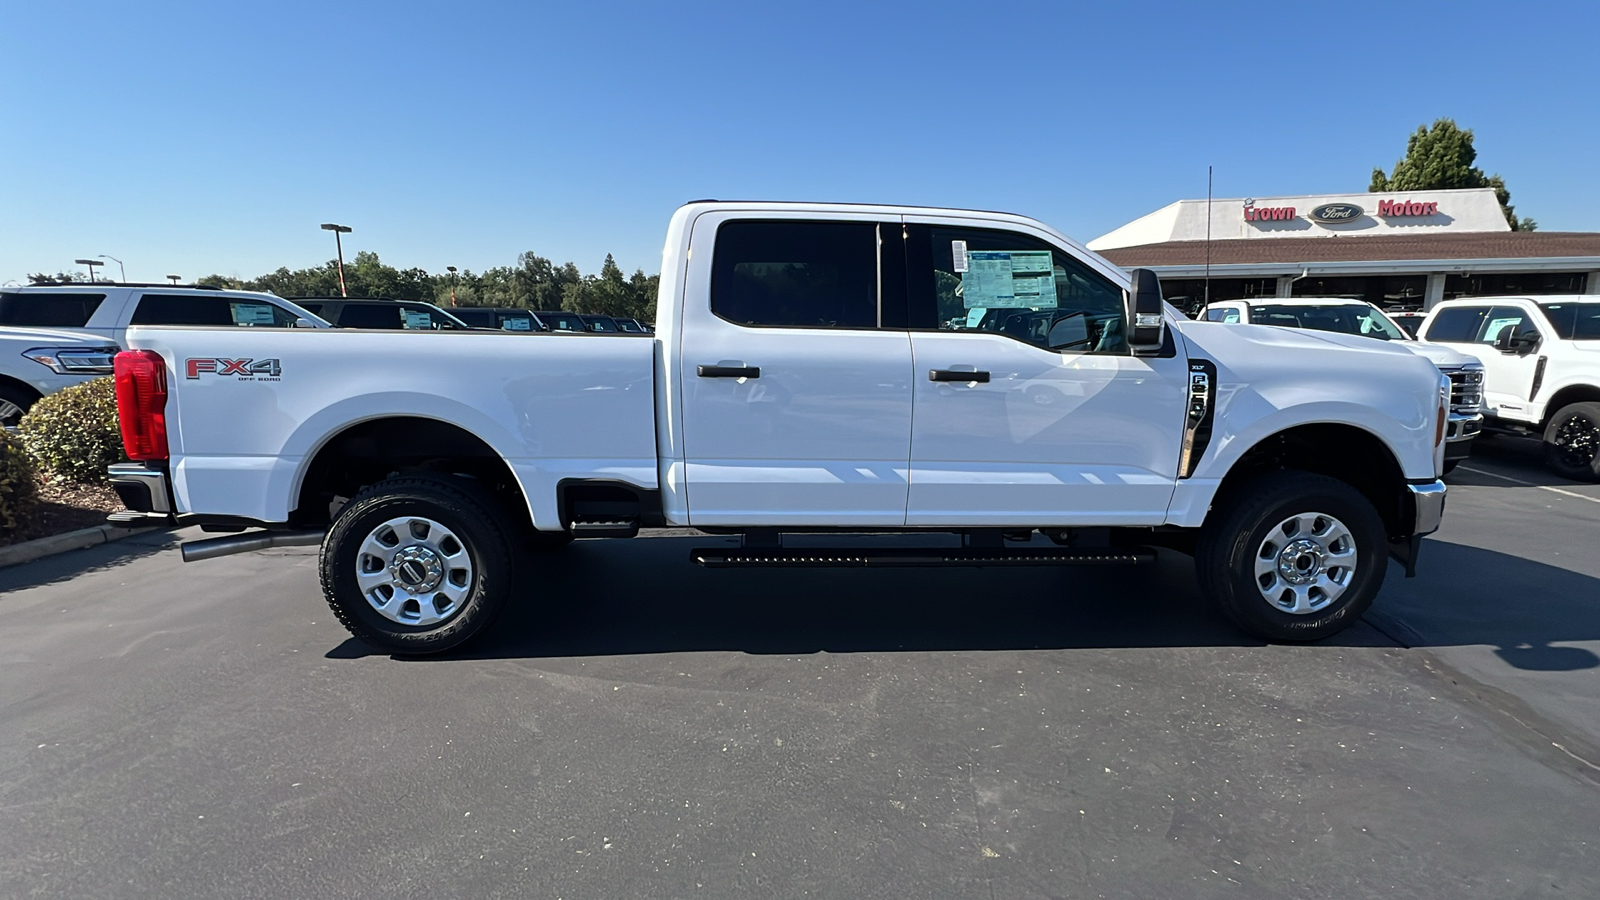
xmin=181 ymin=529 xmax=325 ymax=563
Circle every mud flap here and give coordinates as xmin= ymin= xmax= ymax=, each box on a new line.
xmin=1388 ymin=534 xmax=1423 ymax=578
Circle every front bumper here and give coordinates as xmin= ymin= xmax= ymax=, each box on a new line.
xmin=107 ymin=461 xmax=176 ymax=525
xmin=1408 ymin=479 xmax=1447 ymax=537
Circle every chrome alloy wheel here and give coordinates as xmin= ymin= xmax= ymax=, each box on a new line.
xmin=0 ymin=398 xmax=24 ymax=427
xmin=1253 ymin=512 xmax=1358 ymax=615
xmin=355 ymin=516 xmax=473 ymax=626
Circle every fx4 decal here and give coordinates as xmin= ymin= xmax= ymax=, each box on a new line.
xmin=186 ymin=357 xmax=282 ymax=379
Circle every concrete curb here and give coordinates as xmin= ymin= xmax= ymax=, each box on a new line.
xmin=0 ymin=524 xmax=165 ymax=570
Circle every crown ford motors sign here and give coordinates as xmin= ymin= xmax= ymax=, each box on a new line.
xmin=1309 ymin=202 xmax=1364 ymax=224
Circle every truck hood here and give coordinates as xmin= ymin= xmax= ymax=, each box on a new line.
xmin=1395 ymin=340 xmax=1481 ymax=369
xmin=0 ymin=326 xmax=118 ymax=347
xmin=1175 ymin=319 xmax=1424 ymax=360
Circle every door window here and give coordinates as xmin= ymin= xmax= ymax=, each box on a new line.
xmin=1204 ymin=307 xmax=1240 ymax=323
xmin=1423 ymin=306 xmax=1489 ymax=343
xmin=710 ymin=220 xmax=878 ymax=329
xmin=1473 ymin=306 xmax=1537 ymax=345
xmin=131 ymin=294 xmax=301 ymax=327
xmin=910 ymin=226 xmax=1127 ymax=353
xmin=0 ymin=292 xmax=105 ymax=327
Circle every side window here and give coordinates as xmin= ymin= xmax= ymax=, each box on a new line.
xmin=1474 ymin=305 xmax=1537 ymax=344
xmin=131 ymin=294 xmax=300 ymax=327
xmin=711 ymin=220 xmax=878 ymax=329
xmin=919 ymin=226 xmax=1126 ymax=354
xmin=1424 ymin=306 xmax=1488 ymax=343
xmin=1205 ymin=307 xmax=1240 ymax=323
xmin=0 ymin=292 xmax=106 ymax=327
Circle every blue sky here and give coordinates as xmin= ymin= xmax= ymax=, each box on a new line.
xmin=3 ymin=0 xmax=1597 ymax=285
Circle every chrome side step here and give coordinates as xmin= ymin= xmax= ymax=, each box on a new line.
xmin=180 ymin=529 xmax=325 ymax=563
xmin=691 ymin=546 xmax=1155 ymax=569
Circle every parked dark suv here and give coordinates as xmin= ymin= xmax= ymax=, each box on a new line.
xmin=289 ymin=298 xmax=474 ymax=330
xmin=450 ymin=307 xmax=547 ymax=332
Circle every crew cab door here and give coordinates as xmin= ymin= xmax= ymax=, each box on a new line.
xmin=1423 ymin=302 xmax=1547 ymax=418
xmin=901 ymin=220 xmax=1188 ymax=526
xmin=678 ymin=213 xmax=914 ymax=527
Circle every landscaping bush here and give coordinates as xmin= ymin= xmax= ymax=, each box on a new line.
xmin=0 ymin=429 xmax=38 ymax=534
xmin=18 ymin=377 xmax=126 ymax=483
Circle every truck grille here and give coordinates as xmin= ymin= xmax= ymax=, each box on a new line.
xmin=1447 ymin=368 xmax=1484 ymax=415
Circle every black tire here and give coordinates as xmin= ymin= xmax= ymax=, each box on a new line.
xmin=1196 ymin=470 xmax=1387 ymax=642
xmin=0 ymin=381 xmax=40 ymax=428
xmin=1542 ymin=401 xmax=1600 ymax=482
xmin=320 ymin=474 xmax=516 ymax=655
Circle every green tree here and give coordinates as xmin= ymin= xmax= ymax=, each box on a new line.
xmin=1369 ymin=118 xmax=1526 ymax=230
xmin=26 ymin=272 xmax=89 ymax=284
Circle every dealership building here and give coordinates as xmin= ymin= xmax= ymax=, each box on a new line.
xmin=1089 ymin=187 xmax=1600 ymax=315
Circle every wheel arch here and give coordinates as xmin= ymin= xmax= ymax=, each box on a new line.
xmin=291 ymin=415 xmax=532 ymax=531
xmin=1540 ymin=383 xmax=1600 ymax=428
xmin=1210 ymin=422 xmax=1413 ymax=539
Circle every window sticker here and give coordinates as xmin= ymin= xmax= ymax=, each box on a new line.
xmin=230 ymin=303 xmax=278 ymax=325
xmin=503 ymin=317 xmax=532 ymax=331
xmin=962 ymin=250 xmax=1058 ymax=309
xmin=952 ymin=240 xmax=969 ymax=273
xmin=1482 ymin=317 xmax=1522 ymax=342
xmin=402 ymin=309 xmax=434 ymax=329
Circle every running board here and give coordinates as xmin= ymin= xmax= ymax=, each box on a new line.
xmin=691 ymin=546 xmax=1155 ymax=568
xmin=569 ymin=518 xmax=640 ymax=538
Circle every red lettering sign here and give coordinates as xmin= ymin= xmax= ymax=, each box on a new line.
xmin=1243 ymin=205 xmax=1297 ymax=222
xmin=1378 ymin=199 xmax=1439 ymax=216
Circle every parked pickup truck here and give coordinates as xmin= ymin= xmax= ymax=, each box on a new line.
xmin=1199 ymin=297 xmax=1484 ymax=472
xmin=1417 ymin=295 xmax=1600 ymax=480
xmin=109 ymin=202 xmax=1451 ymax=654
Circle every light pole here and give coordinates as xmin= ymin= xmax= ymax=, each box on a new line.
xmin=320 ymin=223 xmax=352 ymax=297
xmin=447 ymin=266 xmax=458 ymax=307
xmin=74 ymin=259 xmax=104 ymax=282
xmin=98 ymin=254 xmax=126 ymax=282
xmin=167 ymin=274 xmax=182 ymax=285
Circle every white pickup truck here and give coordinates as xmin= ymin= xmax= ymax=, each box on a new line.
xmin=108 ymin=202 xmax=1451 ymax=654
xmin=1416 ymin=295 xmax=1600 ymax=480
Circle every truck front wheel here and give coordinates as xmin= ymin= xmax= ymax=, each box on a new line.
xmin=320 ymin=475 xmax=516 ymax=655
xmin=1196 ymin=471 xmax=1387 ymax=642
xmin=1542 ymin=402 xmax=1600 ymax=481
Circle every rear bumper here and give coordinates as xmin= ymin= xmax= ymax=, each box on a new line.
xmin=107 ymin=461 xmax=175 ymax=525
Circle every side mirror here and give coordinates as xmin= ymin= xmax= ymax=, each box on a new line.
xmin=1127 ymin=268 xmax=1166 ymax=354
xmin=1493 ymin=328 xmax=1541 ymax=355
xmin=294 ymin=317 xmax=317 ymax=328
xmin=1047 ymin=312 xmax=1091 ymax=350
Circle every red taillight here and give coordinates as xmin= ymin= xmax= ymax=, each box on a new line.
xmin=114 ymin=350 xmax=169 ymax=461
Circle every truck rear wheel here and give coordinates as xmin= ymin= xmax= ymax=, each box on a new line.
xmin=320 ymin=475 xmax=516 ymax=655
xmin=1542 ymin=402 xmax=1600 ymax=482
xmin=1196 ymin=471 xmax=1386 ymax=642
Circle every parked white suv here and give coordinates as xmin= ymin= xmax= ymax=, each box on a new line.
xmin=0 ymin=327 xmax=119 ymax=426
xmin=1417 ymin=295 xmax=1600 ymax=480
xmin=0 ymin=284 xmax=327 ymax=346
xmin=1200 ymin=298 xmax=1485 ymax=471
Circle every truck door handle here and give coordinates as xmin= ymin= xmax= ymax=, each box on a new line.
xmin=929 ymin=369 xmax=990 ymax=383
xmin=697 ymin=365 xmax=760 ymax=379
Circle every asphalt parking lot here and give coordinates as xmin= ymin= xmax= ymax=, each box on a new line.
xmin=3 ymin=435 xmax=1598 ymax=899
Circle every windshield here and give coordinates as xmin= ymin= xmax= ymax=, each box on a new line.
xmin=1249 ymin=304 xmax=1408 ymax=341
xmin=1538 ymin=302 xmax=1600 ymax=340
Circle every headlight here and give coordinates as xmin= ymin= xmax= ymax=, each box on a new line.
xmin=23 ymin=346 xmax=120 ymax=375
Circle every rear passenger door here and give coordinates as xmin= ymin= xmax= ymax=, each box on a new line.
xmin=678 ymin=214 xmax=914 ymax=527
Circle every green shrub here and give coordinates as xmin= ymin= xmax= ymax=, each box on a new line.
xmin=18 ymin=377 xmax=126 ymax=483
xmin=0 ymin=429 xmax=38 ymax=534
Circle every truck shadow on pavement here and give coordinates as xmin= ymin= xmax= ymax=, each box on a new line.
xmin=325 ymin=533 xmax=1600 ymax=672
xmin=332 ymin=535 xmax=1389 ymax=661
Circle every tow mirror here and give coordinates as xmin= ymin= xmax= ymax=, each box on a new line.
xmin=1128 ymin=268 xmax=1166 ymax=354
xmin=1493 ymin=327 xmax=1540 ymax=355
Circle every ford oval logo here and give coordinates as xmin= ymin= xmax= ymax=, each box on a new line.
xmin=1310 ymin=203 xmax=1364 ymax=223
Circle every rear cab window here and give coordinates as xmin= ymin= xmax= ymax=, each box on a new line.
xmin=0 ymin=292 xmax=106 ymax=327
xmin=1539 ymin=302 xmax=1600 ymax=340
xmin=710 ymin=220 xmax=879 ymax=329
xmin=130 ymin=294 xmax=302 ymax=327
